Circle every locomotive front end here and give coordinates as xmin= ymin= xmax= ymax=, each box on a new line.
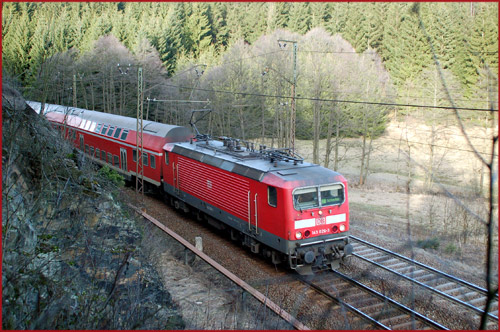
xmin=284 ymin=172 xmax=353 ymax=275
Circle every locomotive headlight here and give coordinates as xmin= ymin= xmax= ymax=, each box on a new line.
xmin=339 ymin=224 xmax=346 ymax=232
xmin=295 ymin=231 xmax=303 ymax=240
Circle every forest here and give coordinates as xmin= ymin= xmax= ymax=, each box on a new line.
xmin=2 ymin=1 xmax=498 ymax=169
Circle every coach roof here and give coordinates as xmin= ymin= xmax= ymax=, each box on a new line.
xmin=28 ymin=101 xmax=192 ymax=140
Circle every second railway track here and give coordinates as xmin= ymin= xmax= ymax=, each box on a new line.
xmin=350 ymin=235 xmax=498 ymax=328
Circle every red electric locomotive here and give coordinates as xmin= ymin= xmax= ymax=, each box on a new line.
xmin=28 ymin=101 xmax=353 ymax=274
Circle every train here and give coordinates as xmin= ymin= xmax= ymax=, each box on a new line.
xmin=27 ymin=101 xmax=353 ymax=275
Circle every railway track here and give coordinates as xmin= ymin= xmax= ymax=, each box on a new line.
xmin=298 ymin=271 xmax=448 ymax=330
xmin=131 ymin=204 xmax=310 ymax=330
xmin=128 ymin=189 xmax=496 ymax=329
xmin=350 ymin=235 xmax=498 ymax=327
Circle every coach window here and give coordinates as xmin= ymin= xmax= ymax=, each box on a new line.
xmin=101 ymin=150 xmax=106 ymax=161
xmin=107 ymin=152 xmax=112 ymax=164
xmin=113 ymin=128 xmax=122 ymax=138
xmin=268 ymin=186 xmax=277 ymax=207
xmin=96 ymin=148 xmax=100 ymax=159
xmin=150 ymin=155 xmax=156 ymax=169
xmin=85 ymin=144 xmax=89 ymax=154
xmin=132 ymin=149 xmax=137 ymax=162
xmin=113 ymin=155 xmax=119 ymax=167
xmin=107 ymin=126 xmax=115 ymax=136
xmin=120 ymin=129 xmax=129 ymax=140
xmin=165 ymin=151 xmax=169 ymax=165
xmin=90 ymin=147 xmax=94 ymax=157
xmin=101 ymin=125 xmax=109 ymax=134
xmin=95 ymin=123 xmax=102 ymax=133
xmin=143 ymin=152 xmax=148 ymax=166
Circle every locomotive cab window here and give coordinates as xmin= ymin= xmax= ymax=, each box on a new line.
xmin=320 ymin=184 xmax=344 ymax=206
xmin=268 ymin=186 xmax=277 ymax=207
xmin=293 ymin=183 xmax=345 ymax=210
xmin=164 ymin=151 xmax=169 ymax=165
xmin=293 ymin=187 xmax=319 ymax=210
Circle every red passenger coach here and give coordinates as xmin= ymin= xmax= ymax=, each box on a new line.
xmin=27 ymin=101 xmax=191 ymax=189
xmin=29 ymin=101 xmax=352 ymax=274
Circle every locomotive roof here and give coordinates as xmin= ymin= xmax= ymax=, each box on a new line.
xmin=27 ymin=101 xmax=191 ymax=140
xmin=169 ymin=139 xmax=344 ymax=184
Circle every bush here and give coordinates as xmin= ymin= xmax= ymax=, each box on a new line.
xmin=98 ymin=165 xmax=125 ymax=187
xmin=416 ymin=237 xmax=440 ymax=250
xmin=444 ymin=242 xmax=459 ymax=255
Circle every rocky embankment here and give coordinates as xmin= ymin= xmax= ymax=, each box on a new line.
xmin=2 ymin=85 xmax=184 ymax=329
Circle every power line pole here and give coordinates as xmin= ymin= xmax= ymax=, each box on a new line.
xmin=73 ymin=74 xmax=77 ymax=107
xmin=136 ymin=67 xmax=144 ymax=200
xmin=278 ymin=39 xmax=298 ymax=152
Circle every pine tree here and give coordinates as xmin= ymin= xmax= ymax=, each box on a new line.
xmin=185 ymin=2 xmax=213 ymax=57
xmin=210 ymin=2 xmax=229 ymax=52
xmin=2 ymin=3 xmax=32 ymax=79
xmin=289 ymin=2 xmax=312 ymax=35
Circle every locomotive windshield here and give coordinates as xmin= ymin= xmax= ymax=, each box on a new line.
xmin=293 ymin=183 xmax=344 ymax=210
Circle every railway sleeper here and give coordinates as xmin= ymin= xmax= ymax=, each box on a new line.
xmin=455 ymin=291 xmax=482 ymax=301
xmin=358 ymin=301 xmax=385 ymax=313
xmin=395 ymin=265 xmax=420 ymax=274
xmin=444 ymin=285 xmax=468 ymax=295
xmin=379 ymin=314 xmax=410 ymax=326
xmin=342 ymin=292 xmax=366 ymax=302
xmin=386 ymin=262 xmax=407 ymax=269
xmin=355 ymin=248 xmax=375 ymax=255
xmin=467 ymin=296 xmax=487 ymax=306
xmin=434 ymin=281 xmax=457 ymax=291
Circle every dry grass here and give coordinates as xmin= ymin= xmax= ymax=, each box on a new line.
xmin=289 ymin=115 xmax=498 ymax=287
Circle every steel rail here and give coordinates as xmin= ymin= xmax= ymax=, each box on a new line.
xmin=333 ymin=271 xmax=448 ymax=330
xmin=350 ymin=235 xmax=498 ymax=321
xmin=130 ymin=204 xmax=310 ymax=330
xmin=299 ymin=271 xmax=448 ymax=330
xmin=298 ymin=275 xmax=391 ymax=330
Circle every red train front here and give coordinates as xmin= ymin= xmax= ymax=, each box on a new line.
xmin=163 ymin=138 xmax=353 ymax=274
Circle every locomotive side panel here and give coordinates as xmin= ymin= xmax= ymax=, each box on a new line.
xmin=177 ymin=156 xmax=250 ymax=221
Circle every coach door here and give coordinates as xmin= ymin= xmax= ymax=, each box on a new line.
xmin=79 ymin=134 xmax=84 ymax=150
xmin=120 ymin=148 xmax=127 ymax=172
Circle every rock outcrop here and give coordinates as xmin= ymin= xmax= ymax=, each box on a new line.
xmin=2 ymin=84 xmax=184 ymax=329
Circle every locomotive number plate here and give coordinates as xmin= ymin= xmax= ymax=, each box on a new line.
xmin=312 ymin=228 xmax=329 ymax=235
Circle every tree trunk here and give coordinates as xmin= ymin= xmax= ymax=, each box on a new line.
xmin=359 ymin=133 xmax=367 ymax=186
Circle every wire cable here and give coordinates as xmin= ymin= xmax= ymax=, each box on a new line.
xmin=162 ymin=83 xmax=498 ymax=112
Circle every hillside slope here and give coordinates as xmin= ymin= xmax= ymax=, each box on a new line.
xmin=1 ymin=85 xmax=184 ymax=329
